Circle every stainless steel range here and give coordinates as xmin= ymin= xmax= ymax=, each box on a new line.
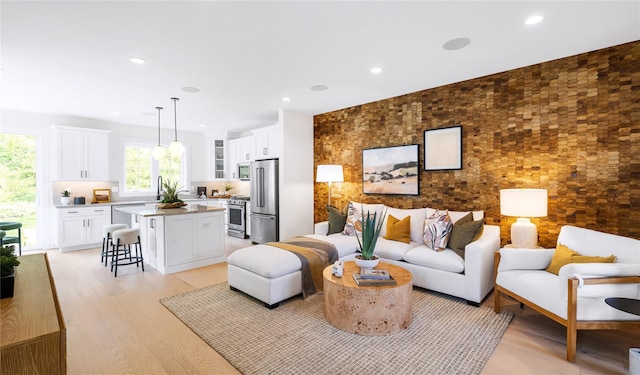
xmin=227 ymin=196 xmax=250 ymax=239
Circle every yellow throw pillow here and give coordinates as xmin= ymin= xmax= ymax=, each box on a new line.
xmin=383 ymin=214 xmax=411 ymax=244
xmin=545 ymin=244 xmax=616 ymax=275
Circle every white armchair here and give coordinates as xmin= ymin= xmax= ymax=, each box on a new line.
xmin=494 ymin=225 xmax=640 ymax=362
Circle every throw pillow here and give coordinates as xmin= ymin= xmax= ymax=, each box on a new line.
xmin=545 ymin=244 xmax=616 ymax=275
xmin=327 ymin=205 xmax=347 ymax=235
xmin=383 ymin=214 xmax=411 ymax=243
xmin=342 ymin=202 xmax=362 ymax=236
xmin=423 ymin=209 xmax=453 ymax=251
xmin=448 ymin=218 xmax=484 ymax=258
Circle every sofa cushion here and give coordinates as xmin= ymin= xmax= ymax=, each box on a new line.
xmin=449 ymin=210 xmax=485 ymax=223
xmin=373 ymin=238 xmax=418 ymax=261
xmin=498 ymin=248 xmax=555 ymax=271
xmin=381 ymin=207 xmax=427 ymax=243
xmin=546 ymin=244 xmax=616 ymax=275
xmin=448 ymin=214 xmax=484 ymax=258
xmin=303 ymin=234 xmax=359 ymax=258
xmin=423 ymin=209 xmax=453 ymax=251
xmin=327 ymin=205 xmax=347 ymax=235
xmin=383 ymin=214 xmax=411 ymax=243
xmin=403 ymin=245 xmax=465 ymax=273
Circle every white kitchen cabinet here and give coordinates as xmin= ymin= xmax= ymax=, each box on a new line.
xmin=207 ymin=137 xmax=226 ymax=180
xmin=253 ymin=125 xmax=282 ymax=160
xmin=56 ymin=206 xmax=111 ymax=251
xmin=53 ymin=125 xmax=110 ymax=181
xmin=207 ymin=199 xmax=228 ymax=232
xmin=140 ymin=216 xmax=163 ymax=269
xmin=227 ymin=136 xmax=255 ymax=180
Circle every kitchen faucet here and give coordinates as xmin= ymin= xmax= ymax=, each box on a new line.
xmin=157 ymin=175 xmax=163 ymax=201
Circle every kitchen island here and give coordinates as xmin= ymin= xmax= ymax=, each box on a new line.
xmin=116 ymin=204 xmax=226 ymax=275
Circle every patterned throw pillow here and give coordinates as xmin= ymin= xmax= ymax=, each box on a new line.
xmin=423 ymin=209 xmax=453 ymax=251
xmin=342 ymin=202 xmax=363 ymax=236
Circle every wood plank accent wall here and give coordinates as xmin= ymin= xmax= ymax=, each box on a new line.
xmin=314 ymin=41 xmax=640 ymax=248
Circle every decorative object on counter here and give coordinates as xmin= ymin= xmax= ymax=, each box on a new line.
xmin=1 ymin=245 xmax=20 ymax=299
xmin=224 ymin=183 xmax=233 ymax=193
xmin=152 ymin=106 xmax=166 ymax=160
xmin=168 ymin=97 xmax=184 ymax=157
xmin=197 ymin=187 xmax=207 ymax=198
xmin=93 ymin=188 xmax=111 ymax=203
xmin=61 ymin=188 xmax=72 ymax=205
xmin=157 ymin=179 xmax=187 ymax=209
xmin=354 ymin=205 xmax=387 ymax=269
xmin=74 ymin=196 xmax=86 ymax=205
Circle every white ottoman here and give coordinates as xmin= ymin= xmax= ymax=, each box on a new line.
xmin=227 ymin=244 xmax=303 ymax=308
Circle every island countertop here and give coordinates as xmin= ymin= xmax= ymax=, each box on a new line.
xmin=115 ymin=204 xmax=225 ymax=217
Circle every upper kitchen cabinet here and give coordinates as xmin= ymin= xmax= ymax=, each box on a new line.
xmin=206 ymin=135 xmax=227 ymax=180
xmin=253 ymin=124 xmax=282 ymax=160
xmin=53 ymin=125 xmax=110 ymax=181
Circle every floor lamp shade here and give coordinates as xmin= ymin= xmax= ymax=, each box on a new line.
xmin=316 ymin=165 xmax=344 ymax=207
xmin=500 ymin=189 xmax=548 ymax=248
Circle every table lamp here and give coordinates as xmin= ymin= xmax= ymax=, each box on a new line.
xmin=500 ymin=188 xmax=548 ymax=248
xmin=316 ymin=165 xmax=343 ymax=207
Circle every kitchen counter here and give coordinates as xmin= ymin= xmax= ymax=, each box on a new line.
xmin=117 ymin=203 xmax=226 ymax=275
xmin=54 ymin=197 xmax=229 ymax=208
xmin=114 ymin=203 xmax=224 ymax=217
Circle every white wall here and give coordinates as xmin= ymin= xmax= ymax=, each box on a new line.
xmin=278 ymin=109 xmax=314 ymax=239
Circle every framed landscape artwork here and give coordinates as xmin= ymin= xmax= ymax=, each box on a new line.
xmin=423 ymin=126 xmax=462 ymax=170
xmin=362 ymin=144 xmax=419 ymax=195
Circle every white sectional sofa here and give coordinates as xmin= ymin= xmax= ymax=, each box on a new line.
xmin=494 ymin=225 xmax=640 ymax=362
xmin=227 ymin=202 xmax=500 ymax=308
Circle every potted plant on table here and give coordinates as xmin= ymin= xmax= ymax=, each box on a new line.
xmin=355 ymin=206 xmax=387 ymax=269
xmin=157 ymin=179 xmax=187 ymax=209
xmin=61 ymin=188 xmax=72 ymax=206
xmin=1 ymin=245 xmax=20 ymax=299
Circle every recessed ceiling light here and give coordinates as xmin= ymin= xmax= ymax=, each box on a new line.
xmin=112 ymin=111 xmax=120 ymax=115
xmin=371 ymin=67 xmax=382 ymax=74
xmin=282 ymin=97 xmax=291 ymax=102
xmin=311 ymin=85 xmax=328 ymax=92
xmin=525 ymin=15 xmax=544 ymax=25
xmin=442 ymin=38 xmax=471 ymax=51
xmin=182 ymin=86 xmax=200 ymax=93
xmin=129 ymin=57 xmax=146 ymax=64
xmin=200 ymin=123 xmax=207 ymax=128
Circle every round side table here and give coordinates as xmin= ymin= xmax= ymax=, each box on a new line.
xmin=323 ymin=261 xmax=413 ymax=336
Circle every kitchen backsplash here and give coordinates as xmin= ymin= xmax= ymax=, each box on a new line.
xmin=52 ymin=180 xmax=250 ymax=205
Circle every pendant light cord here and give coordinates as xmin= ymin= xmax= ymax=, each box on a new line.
xmin=171 ymin=97 xmax=180 ymax=141
xmin=155 ymin=106 xmax=163 ymax=144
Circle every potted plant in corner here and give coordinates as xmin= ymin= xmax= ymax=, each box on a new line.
xmin=1 ymin=245 xmax=20 ymax=299
xmin=61 ymin=188 xmax=72 ymax=206
xmin=157 ymin=179 xmax=187 ymax=209
xmin=354 ymin=206 xmax=387 ymax=269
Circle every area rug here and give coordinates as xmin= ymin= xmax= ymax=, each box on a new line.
xmin=160 ymin=283 xmax=513 ymax=375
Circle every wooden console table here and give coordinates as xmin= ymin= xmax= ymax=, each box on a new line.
xmin=1 ymin=253 xmax=66 ymax=374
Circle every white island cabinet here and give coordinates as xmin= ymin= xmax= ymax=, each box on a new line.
xmin=117 ymin=204 xmax=226 ymax=274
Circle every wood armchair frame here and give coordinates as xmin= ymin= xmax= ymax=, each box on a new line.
xmin=493 ymin=252 xmax=640 ymax=362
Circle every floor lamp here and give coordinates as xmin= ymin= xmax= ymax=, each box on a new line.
xmin=500 ymin=188 xmax=548 ymax=248
xmin=316 ymin=165 xmax=344 ymax=207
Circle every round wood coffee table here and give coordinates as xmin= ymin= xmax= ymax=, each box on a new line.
xmin=322 ymin=261 xmax=413 ymax=336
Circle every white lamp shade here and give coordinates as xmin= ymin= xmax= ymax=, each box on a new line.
xmin=151 ymin=145 xmax=166 ymax=160
xmin=316 ymin=165 xmax=344 ymax=183
xmin=500 ymin=189 xmax=548 ymax=218
xmin=168 ymin=140 xmax=184 ymax=157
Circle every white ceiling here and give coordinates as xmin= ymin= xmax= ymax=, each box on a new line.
xmin=2 ymin=1 xmax=639 ymax=134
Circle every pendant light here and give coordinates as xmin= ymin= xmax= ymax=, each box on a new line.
xmin=151 ymin=106 xmax=166 ymax=160
xmin=168 ymin=97 xmax=185 ymax=157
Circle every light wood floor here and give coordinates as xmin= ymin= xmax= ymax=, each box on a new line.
xmin=33 ymin=239 xmax=638 ymax=375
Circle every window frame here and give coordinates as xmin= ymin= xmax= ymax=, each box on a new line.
xmin=120 ymin=139 xmax=190 ymax=198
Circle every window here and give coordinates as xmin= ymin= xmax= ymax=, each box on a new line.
xmin=122 ymin=141 xmax=188 ymax=196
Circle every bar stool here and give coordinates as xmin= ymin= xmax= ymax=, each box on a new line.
xmin=0 ymin=222 xmax=22 ymax=256
xmin=102 ymin=224 xmax=128 ymax=266
xmin=110 ymin=228 xmax=144 ymax=277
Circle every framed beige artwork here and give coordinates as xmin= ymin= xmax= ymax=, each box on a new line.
xmin=423 ymin=126 xmax=462 ymax=170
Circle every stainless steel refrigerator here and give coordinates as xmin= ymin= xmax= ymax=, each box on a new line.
xmin=250 ymin=159 xmax=279 ymax=243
